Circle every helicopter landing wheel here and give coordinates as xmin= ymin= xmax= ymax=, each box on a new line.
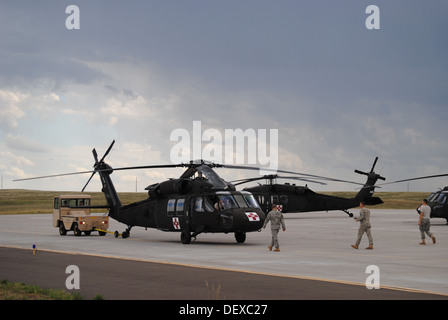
xmin=122 ymin=226 xmax=132 ymax=239
xmin=235 ymin=232 xmax=246 ymax=244
xmin=181 ymin=228 xmax=192 ymax=244
xmin=343 ymin=209 xmax=354 ymax=218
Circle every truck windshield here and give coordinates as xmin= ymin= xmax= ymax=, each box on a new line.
xmin=61 ymin=199 xmax=90 ymax=207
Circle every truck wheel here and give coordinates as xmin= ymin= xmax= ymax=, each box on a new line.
xmin=84 ymin=231 xmax=91 ymax=236
xmin=73 ymin=224 xmax=82 ymax=236
xmin=59 ymin=223 xmax=67 ymax=236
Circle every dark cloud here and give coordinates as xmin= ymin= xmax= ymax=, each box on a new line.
xmin=1 ymin=1 xmax=447 ymax=191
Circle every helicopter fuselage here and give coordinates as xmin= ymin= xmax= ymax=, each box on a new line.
xmin=111 ymin=190 xmax=265 ymax=236
xmin=96 ymin=160 xmax=265 ymax=243
xmin=422 ymin=188 xmax=448 ymax=223
xmin=246 ymin=184 xmax=382 ymax=214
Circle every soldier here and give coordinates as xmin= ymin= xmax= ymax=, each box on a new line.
xmin=418 ymin=199 xmax=436 ymax=245
xmin=351 ymin=201 xmax=373 ymax=250
xmin=263 ymin=204 xmax=286 ymax=252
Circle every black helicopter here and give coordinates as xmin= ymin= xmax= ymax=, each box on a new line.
xmin=231 ymin=157 xmax=386 ymax=217
xmin=377 ymin=173 xmax=448 ymax=224
xmin=85 ymin=141 xmax=270 ymax=244
xmin=15 ymin=141 xmax=274 ymax=244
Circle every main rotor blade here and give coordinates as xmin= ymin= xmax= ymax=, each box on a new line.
xmin=13 ymin=170 xmax=96 ymax=182
xmin=13 ymin=163 xmax=186 ymax=182
xmin=81 ymin=172 xmax=96 ymax=192
xmin=222 ymin=164 xmax=364 ymax=186
xmin=380 ymin=173 xmax=448 ymax=186
xmin=370 ymin=157 xmax=379 ymax=173
xmin=92 ymin=148 xmax=99 ymax=163
xmin=112 ymin=164 xmax=184 ymax=171
xmin=231 ymin=175 xmax=327 ymax=186
xmin=99 ymin=140 xmax=115 ymax=163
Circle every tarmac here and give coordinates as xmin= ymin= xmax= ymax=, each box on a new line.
xmin=1 ymin=209 xmax=448 ymax=300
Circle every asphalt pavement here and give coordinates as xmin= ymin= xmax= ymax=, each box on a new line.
xmin=1 ymin=210 xmax=447 ymax=301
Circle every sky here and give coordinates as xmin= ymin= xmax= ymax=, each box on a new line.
xmin=0 ymin=0 xmax=447 ymax=193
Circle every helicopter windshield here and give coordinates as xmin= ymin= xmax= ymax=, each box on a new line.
xmin=217 ymin=192 xmax=261 ymax=210
xmin=428 ymin=192 xmax=438 ymax=202
xmin=436 ymin=193 xmax=447 ymax=204
xmin=242 ymin=192 xmax=261 ymax=209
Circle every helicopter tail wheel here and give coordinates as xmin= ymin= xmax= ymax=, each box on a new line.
xmin=181 ymin=228 xmax=192 ymax=244
xmin=235 ymin=232 xmax=246 ymax=243
xmin=343 ymin=209 xmax=354 ymax=218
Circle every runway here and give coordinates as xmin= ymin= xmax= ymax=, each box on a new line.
xmin=1 ymin=210 xmax=447 ymax=300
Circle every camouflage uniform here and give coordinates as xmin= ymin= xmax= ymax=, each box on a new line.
xmin=419 ymin=204 xmax=435 ymax=244
xmin=263 ymin=208 xmax=286 ymax=250
xmin=354 ymin=207 xmax=373 ymax=247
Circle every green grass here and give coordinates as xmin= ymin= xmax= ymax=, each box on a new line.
xmin=0 ymin=279 xmax=85 ymax=300
xmin=0 ymin=189 xmax=430 ymax=214
xmin=0 ymin=189 xmax=148 ymax=215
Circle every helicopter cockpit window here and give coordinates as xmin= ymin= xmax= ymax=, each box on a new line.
xmin=217 ymin=194 xmax=239 ymax=210
xmin=437 ymin=194 xmax=447 ymax=204
xmin=195 ymin=197 xmax=214 ymax=213
xmin=233 ymin=194 xmax=248 ymax=208
xmin=242 ymin=193 xmax=261 ymax=209
xmin=428 ymin=193 xmax=438 ymax=202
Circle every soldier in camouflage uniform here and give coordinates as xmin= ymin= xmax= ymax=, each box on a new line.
xmin=351 ymin=201 xmax=373 ymax=250
xmin=263 ymin=204 xmax=286 ymax=252
xmin=418 ymin=198 xmax=436 ymax=245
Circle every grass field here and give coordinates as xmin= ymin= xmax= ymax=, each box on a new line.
xmin=0 ymin=279 xmax=103 ymax=300
xmin=0 ymin=189 xmax=430 ymax=215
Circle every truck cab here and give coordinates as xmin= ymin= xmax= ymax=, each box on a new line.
xmin=53 ymin=195 xmax=109 ymax=236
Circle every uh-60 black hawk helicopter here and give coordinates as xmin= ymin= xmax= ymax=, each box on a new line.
xmin=231 ymin=157 xmax=386 ymax=217
xmin=15 ymin=140 xmax=330 ymax=244
xmin=377 ymin=173 xmax=448 ymax=224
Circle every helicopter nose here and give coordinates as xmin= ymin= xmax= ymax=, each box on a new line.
xmin=233 ymin=210 xmax=265 ymax=232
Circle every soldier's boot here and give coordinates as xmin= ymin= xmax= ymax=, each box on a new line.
xmin=431 ymin=235 xmax=436 ymax=244
xmin=274 ymin=247 xmax=280 ymax=252
xmin=351 ymin=244 xmax=358 ymax=249
xmin=268 ymin=246 xmax=272 ymax=251
xmin=419 ymin=239 xmax=426 ymax=245
xmin=365 ymin=245 xmax=373 ymax=250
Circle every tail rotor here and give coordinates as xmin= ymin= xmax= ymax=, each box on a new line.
xmin=354 ymin=157 xmax=386 ymax=181
xmin=81 ymin=140 xmax=115 ymax=192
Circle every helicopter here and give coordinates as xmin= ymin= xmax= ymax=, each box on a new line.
xmin=231 ymin=157 xmax=386 ymax=217
xmin=14 ymin=140 xmax=286 ymax=244
xmin=81 ymin=141 xmax=268 ymax=244
xmin=376 ymin=173 xmax=448 ymax=224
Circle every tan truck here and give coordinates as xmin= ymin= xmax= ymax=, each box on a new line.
xmin=53 ymin=195 xmax=109 ymax=236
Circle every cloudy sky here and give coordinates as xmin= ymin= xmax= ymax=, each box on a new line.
xmin=1 ymin=0 xmax=447 ymax=193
